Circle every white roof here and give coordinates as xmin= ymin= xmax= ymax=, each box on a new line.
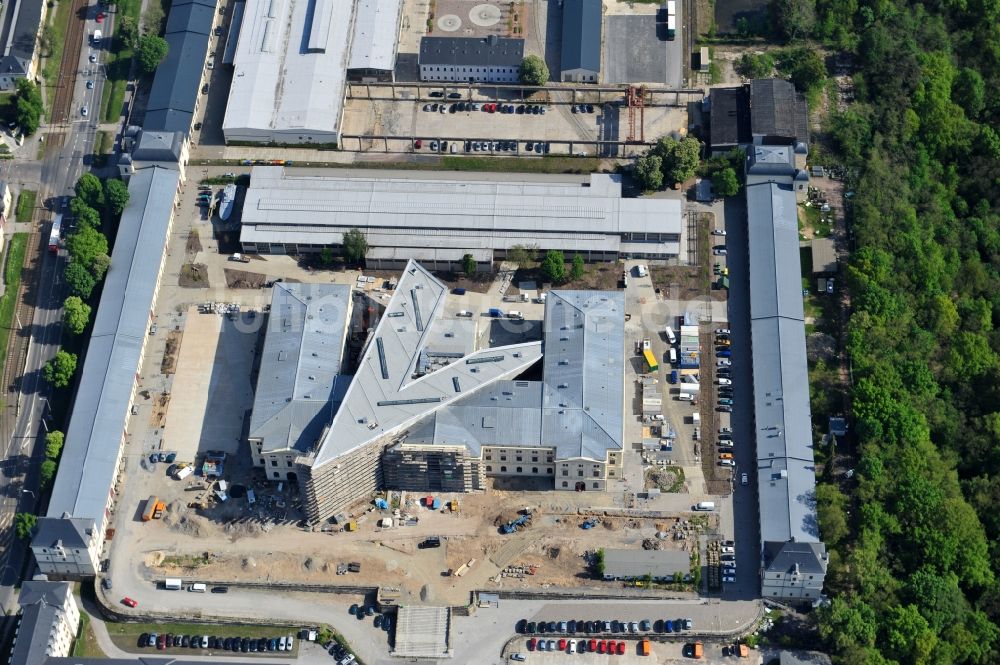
xmin=241 ymin=167 xmax=682 ymax=253
xmin=347 ymin=0 xmax=402 ymax=72
xmin=310 ymin=261 xmax=543 ymax=467
xmin=223 ymin=0 xmax=350 ymax=139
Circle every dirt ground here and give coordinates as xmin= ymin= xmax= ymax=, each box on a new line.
xmin=224 ymin=268 xmax=267 ymax=289
xmin=180 ymin=263 xmax=209 ymax=288
xmin=140 ymin=487 xmax=707 ymax=604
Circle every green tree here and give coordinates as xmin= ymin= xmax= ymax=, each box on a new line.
xmin=75 ymin=205 xmax=101 ymax=230
xmin=461 ymin=253 xmax=477 ymax=277
xmin=318 ymin=247 xmax=334 ymax=265
xmin=540 ymin=250 xmax=566 ymax=284
xmin=736 ymin=52 xmax=775 ymax=79
xmin=137 ymin=35 xmax=169 ymax=75
xmin=74 ymin=173 xmax=105 ymax=209
xmin=65 ymin=261 xmax=97 ymax=298
xmin=570 ymin=254 xmax=585 ymax=282
xmin=40 ymin=460 xmax=56 ymax=488
xmin=341 ymin=229 xmax=368 ymax=266
xmin=63 ymin=296 xmax=92 ymax=335
xmin=44 ymin=431 xmax=64 ymax=460
xmin=14 ymin=79 xmax=43 ymax=136
xmin=104 ymin=178 xmax=130 ymax=216
xmin=519 ymin=55 xmax=549 ymax=86
xmin=14 ymin=513 xmax=36 ymax=540
xmin=117 ymin=15 xmax=139 ymax=48
xmin=594 ymin=548 xmax=605 ymax=578
xmin=634 ymin=154 xmax=664 ymax=191
xmin=786 ymin=49 xmax=827 ymax=93
xmin=711 ymin=167 xmax=740 ymax=197
xmin=653 ymin=136 xmax=701 ymax=186
xmin=65 ymin=226 xmax=109 ymax=266
xmin=952 ymin=67 xmax=985 ymax=119
xmin=770 ymin=0 xmax=816 ymax=42
xmin=44 ymin=350 xmax=77 ymax=388
xmin=507 ymin=244 xmax=538 ymax=267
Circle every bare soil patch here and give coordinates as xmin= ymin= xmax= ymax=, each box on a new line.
xmin=186 ymin=229 xmax=203 ymax=254
xmin=179 ymin=263 xmax=209 ymax=288
xmin=150 ymin=392 xmax=170 ymax=428
xmin=160 ymin=330 xmax=183 ymax=375
xmin=224 ymin=268 xmax=267 ymax=289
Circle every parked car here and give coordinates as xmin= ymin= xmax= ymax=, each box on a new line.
xmin=156 ymin=634 xmax=166 ymax=650
xmin=712 ymin=229 xmax=727 ymax=235
xmin=723 ymin=575 xmax=736 ymax=583
xmin=122 ymin=596 xmax=137 ymax=608
xmin=719 ymin=398 xmax=733 ymax=406
xmin=718 ymin=378 xmax=732 ymax=385
xmin=741 ymin=473 xmax=749 ymax=485
xmin=718 ymin=405 xmax=733 ymax=413
xmin=719 ymin=458 xmax=735 ymax=466
xmin=717 ymin=359 xmax=731 ymax=367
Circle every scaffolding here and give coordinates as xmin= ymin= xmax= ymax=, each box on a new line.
xmin=626 ymin=85 xmax=647 ymax=143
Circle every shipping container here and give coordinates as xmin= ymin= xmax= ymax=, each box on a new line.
xmin=141 ymin=496 xmax=159 ymax=521
xmin=164 ymin=578 xmax=182 ymax=590
xmin=642 ymin=348 xmax=659 ymax=372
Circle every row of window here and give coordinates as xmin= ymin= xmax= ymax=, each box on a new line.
xmin=486 ymin=454 xmax=553 ymax=463
xmin=485 ymin=466 xmax=554 ymax=475
xmin=561 ymin=481 xmax=601 ymax=489
xmin=421 ymin=65 xmax=518 ymax=73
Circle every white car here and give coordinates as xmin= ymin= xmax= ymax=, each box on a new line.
xmin=717 ymin=359 xmax=731 ymax=367
xmin=721 ymin=546 xmax=735 ymax=554
xmin=719 ymin=459 xmax=735 ymax=467
xmin=714 ymin=248 xmax=727 ymax=255
xmin=718 ymin=378 xmax=732 ymax=385
xmin=723 ymin=575 xmax=736 ymax=583
xmin=568 ymin=639 xmax=577 ymax=653
xmin=716 ymin=328 xmax=731 ymax=334
xmin=741 ymin=472 xmax=749 ymax=485
xmin=719 ymin=440 xmax=734 ymax=448
xmin=200 ymin=636 xmax=209 ymax=648
xmin=712 ymin=229 xmax=727 ymax=235
xmin=511 ymin=654 xmax=527 ymax=662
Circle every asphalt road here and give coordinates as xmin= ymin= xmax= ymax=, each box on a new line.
xmin=717 ymin=195 xmax=761 ymax=602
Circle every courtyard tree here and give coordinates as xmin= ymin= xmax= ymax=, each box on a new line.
xmin=519 ymin=55 xmax=549 ymax=86
xmin=461 ymin=253 xmax=477 ymax=277
xmin=570 ymin=254 xmax=585 ymax=282
xmin=712 ymin=167 xmax=740 ymax=197
xmin=634 ymin=153 xmax=664 ymax=191
xmin=540 ymin=250 xmax=566 ymax=284
xmin=341 ymin=229 xmax=368 ymax=266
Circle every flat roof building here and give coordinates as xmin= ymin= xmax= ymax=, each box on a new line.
xmin=31 ymin=166 xmax=180 ymax=579
xmin=810 ymin=237 xmax=837 ymax=275
xmin=347 ymin=0 xmax=403 ymax=81
xmin=419 ymin=35 xmax=524 ymax=83
xmin=223 ymin=0 xmax=351 ymax=145
xmin=560 ymin=0 xmax=602 ymax=82
xmin=601 ymin=549 xmax=691 ymax=581
xmin=239 ymin=167 xmax=682 ymax=262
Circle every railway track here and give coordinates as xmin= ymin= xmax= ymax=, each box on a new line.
xmin=2 ymin=232 xmax=41 ymax=399
xmin=49 ymin=0 xmax=89 ymax=125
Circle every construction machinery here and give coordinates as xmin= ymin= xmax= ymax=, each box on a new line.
xmin=501 ymin=511 xmax=533 ymax=534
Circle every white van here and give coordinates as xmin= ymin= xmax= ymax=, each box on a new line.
xmin=677 ymin=393 xmax=694 ymax=402
xmin=669 ymin=348 xmax=678 ymax=364
xmin=456 ymin=310 xmax=473 ymax=317
xmin=635 ymin=264 xmax=648 ymax=277
xmin=694 ymin=501 xmax=716 ymax=511
xmin=164 ymin=578 xmax=182 ymax=590
xmin=188 ymin=583 xmax=206 ymax=593
xmin=665 ymin=326 xmax=677 ymax=344
xmin=507 ymin=311 xmax=523 ymax=320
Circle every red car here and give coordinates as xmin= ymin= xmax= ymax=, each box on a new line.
xmin=96 ymin=11 xmax=105 ymax=22
xmin=598 ymin=640 xmax=607 ymax=654
xmin=616 ymin=641 xmax=626 ymax=655
xmin=588 ymin=639 xmax=597 ymax=652
xmin=558 ymin=638 xmax=567 ymax=651
xmin=414 ymin=139 xmax=422 ymax=149
xmin=527 ymin=638 xmax=536 ymax=651
xmin=156 ymin=633 xmax=166 ymax=650
xmin=121 ymin=597 xmax=138 ymax=608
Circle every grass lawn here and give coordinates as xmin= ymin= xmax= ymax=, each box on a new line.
xmin=0 ymin=234 xmax=29 ymax=368
xmin=440 ymin=155 xmax=600 ymax=174
xmin=42 ymin=0 xmax=75 ymax=116
xmin=799 ymin=202 xmax=832 ymax=238
xmin=0 ymin=93 xmax=14 ymax=126
xmin=105 ymin=621 xmax=300 ymax=656
xmin=15 ymin=190 xmax=36 ymax=223
xmin=71 ymin=613 xmax=106 ymax=657
xmin=101 ymin=0 xmax=142 ymax=122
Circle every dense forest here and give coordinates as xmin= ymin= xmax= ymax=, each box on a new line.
xmin=775 ymin=0 xmax=1000 ymax=661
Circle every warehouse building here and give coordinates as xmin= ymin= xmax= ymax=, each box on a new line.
xmin=560 ymin=0 xmax=602 ymax=82
xmin=745 ymin=143 xmax=827 ymax=602
xmin=709 ymin=79 xmax=808 ymax=162
xmin=143 ymin=0 xmax=215 ymax=136
xmin=601 ymin=549 xmax=691 ymax=581
xmin=248 ymin=283 xmax=353 ymax=480
xmin=223 ymin=0 xmax=351 ymax=145
xmin=31 ymin=166 xmax=181 ymax=579
xmin=419 ymin=35 xmax=524 ymax=83
xmin=0 ymin=0 xmax=46 ymax=91
xmin=347 ymin=0 xmax=404 ymax=81
xmin=239 ymin=167 xmax=682 ymax=262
